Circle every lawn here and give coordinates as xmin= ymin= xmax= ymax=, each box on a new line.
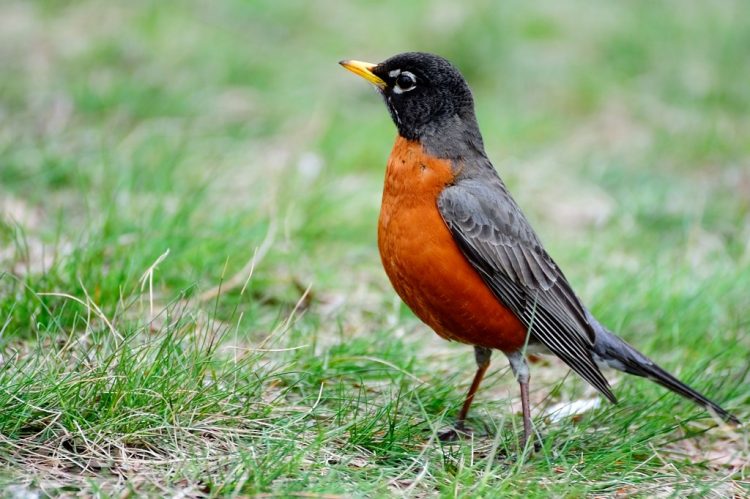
xmin=1 ymin=0 xmax=749 ymax=496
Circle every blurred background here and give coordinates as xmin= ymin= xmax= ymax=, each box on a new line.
xmin=2 ymin=0 xmax=749 ymax=308
xmin=0 ymin=0 xmax=748 ymax=495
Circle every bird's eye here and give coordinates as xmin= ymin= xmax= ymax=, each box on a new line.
xmin=394 ymin=71 xmax=416 ymax=93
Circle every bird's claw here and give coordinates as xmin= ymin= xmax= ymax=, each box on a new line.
xmin=438 ymin=422 xmax=471 ymax=442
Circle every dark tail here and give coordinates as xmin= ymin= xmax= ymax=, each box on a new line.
xmin=589 ymin=315 xmax=740 ymax=424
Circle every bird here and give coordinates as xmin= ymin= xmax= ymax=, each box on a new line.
xmin=339 ymin=52 xmax=740 ymax=447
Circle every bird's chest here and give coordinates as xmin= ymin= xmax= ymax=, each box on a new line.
xmin=376 ymin=137 xmax=527 ymax=350
xmin=378 ymin=141 xmax=455 ymax=231
xmin=377 ymin=138 xmax=462 ymax=338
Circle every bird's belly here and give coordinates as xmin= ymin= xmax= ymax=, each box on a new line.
xmin=377 ymin=137 xmax=527 ymax=352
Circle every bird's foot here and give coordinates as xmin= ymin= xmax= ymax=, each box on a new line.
xmin=522 ymin=438 xmax=541 ymax=454
xmin=438 ymin=422 xmax=471 ymax=442
xmin=491 ymin=435 xmax=541 ymax=463
xmin=517 ymin=431 xmax=541 ymax=454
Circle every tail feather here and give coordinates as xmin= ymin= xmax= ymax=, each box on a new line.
xmin=589 ymin=315 xmax=740 ymax=424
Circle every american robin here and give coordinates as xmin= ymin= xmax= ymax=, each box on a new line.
xmin=339 ymin=52 xmax=740 ymax=446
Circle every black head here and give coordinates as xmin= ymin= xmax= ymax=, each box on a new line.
xmin=340 ymin=52 xmax=485 ymax=158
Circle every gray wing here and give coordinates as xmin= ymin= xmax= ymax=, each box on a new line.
xmin=438 ymin=177 xmax=616 ymax=402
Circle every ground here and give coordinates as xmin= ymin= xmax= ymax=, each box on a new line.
xmin=0 ymin=0 xmax=749 ymax=496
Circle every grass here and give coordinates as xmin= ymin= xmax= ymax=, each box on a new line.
xmin=1 ymin=0 xmax=749 ymax=496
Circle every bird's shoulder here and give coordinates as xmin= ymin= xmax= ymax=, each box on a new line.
xmin=437 ymin=162 xmax=597 ymax=347
xmin=437 ymin=169 xmax=558 ymax=291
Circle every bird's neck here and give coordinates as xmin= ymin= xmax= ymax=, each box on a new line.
xmin=416 ymin=111 xmax=486 ymax=162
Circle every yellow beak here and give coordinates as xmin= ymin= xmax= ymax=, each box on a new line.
xmin=339 ymin=60 xmax=386 ymax=89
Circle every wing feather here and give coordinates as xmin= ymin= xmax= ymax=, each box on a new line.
xmin=438 ymin=177 xmax=616 ymax=402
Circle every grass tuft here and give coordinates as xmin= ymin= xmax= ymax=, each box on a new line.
xmin=1 ymin=0 xmax=749 ymax=495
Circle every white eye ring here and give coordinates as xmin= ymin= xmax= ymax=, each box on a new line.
xmin=393 ymin=70 xmax=417 ymax=94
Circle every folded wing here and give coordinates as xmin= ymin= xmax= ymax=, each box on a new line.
xmin=438 ymin=176 xmax=616 ymax=402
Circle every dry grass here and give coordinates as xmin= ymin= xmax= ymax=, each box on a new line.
xmin=1 ymin=0 xmax=749 ymax=496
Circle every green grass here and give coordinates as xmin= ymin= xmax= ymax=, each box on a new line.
xmin=1 ymin=0 xmax=749 ymax=496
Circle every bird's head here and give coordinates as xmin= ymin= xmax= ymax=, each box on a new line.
xmin=340 ymin=52 xmax=483 ymax=157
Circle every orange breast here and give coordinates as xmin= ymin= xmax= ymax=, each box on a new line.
xmin=377 ymin=136 xmax=527 ymax=352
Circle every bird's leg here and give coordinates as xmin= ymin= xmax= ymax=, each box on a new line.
xmin=456 ymin=346 xmax=493 ymax=428
xmin=506 ymin=350 xmax=533 ymax=449
xmin=440 ymin=346 xmax=492 ymax=441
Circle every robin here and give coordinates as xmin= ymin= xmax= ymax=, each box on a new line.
xmin=339 ymin=52 xmax=739 ymax=446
